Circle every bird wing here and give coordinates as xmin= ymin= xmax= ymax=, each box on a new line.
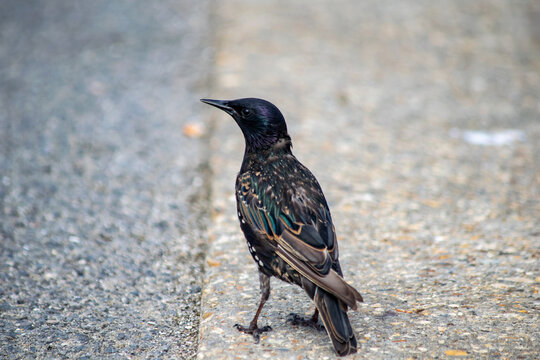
xmin=237 ymin=169 xmax=363 ymax=309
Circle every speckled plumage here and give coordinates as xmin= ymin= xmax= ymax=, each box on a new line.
xmin=201 ymin=97 xmax=363 ymax=356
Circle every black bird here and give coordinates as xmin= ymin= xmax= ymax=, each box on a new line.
xmin=201 ymin=97 xmax=363 ymax=356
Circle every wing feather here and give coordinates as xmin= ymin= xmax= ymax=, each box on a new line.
xmin=237 ymin=167 xmax=362 ymax=309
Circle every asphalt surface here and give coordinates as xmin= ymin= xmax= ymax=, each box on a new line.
xmin=1 ymin=1 xmax=212 ymax=359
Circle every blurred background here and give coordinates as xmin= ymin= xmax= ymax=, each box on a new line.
xmin=1 ymin=0 xmax=538 ymax=359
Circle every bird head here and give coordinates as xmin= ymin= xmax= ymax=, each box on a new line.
xmin=201 ymin=98 xmax=290 ymax=153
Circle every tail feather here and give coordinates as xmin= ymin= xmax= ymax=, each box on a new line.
xmin=314 ymin=286 xmax=357 ymax=356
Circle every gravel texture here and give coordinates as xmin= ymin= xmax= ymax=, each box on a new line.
xmin=199 ymin=0 xmax=539 ymax=359
xmin=0 ymin=1 xmax=212 ymax=359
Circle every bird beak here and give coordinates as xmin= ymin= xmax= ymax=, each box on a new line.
xmin=200 ymin=99 xmax=235 ymax=115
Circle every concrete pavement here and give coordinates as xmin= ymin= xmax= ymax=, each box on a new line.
xmin=198 ymin=1 xmax=539 ymax=359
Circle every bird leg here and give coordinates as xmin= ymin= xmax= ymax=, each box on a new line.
xmin=287 ymin=308 xmax=325 ymax=331
xmin=234 ymin=271 xmax=272 ymax=343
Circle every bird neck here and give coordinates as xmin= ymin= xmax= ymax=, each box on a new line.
xmin=244 ymin=133 xmax=292 ymax=155
xmin=241 ymin=135 xmax=293 ymax=169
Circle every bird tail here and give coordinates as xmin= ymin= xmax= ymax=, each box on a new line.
xmin=314 ymin=286 xmax=357 ymax=356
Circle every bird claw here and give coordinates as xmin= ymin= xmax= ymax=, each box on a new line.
xmin=234 ymin=323 xmax=273 ymax=343
xmin=287 ymin=313 xmax=325 ymax=332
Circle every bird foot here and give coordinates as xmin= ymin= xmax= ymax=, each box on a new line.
xmin=287 ymin=313 xmax=325 ymax=332
xmin=234 ymin=323 xmax=272 ymax=343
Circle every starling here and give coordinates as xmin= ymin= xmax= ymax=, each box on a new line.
xmin=201 ymin=97 xmax=363 ymax=356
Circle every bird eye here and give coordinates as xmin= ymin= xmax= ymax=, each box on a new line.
xmin=241 ymin=108 xmax=251 ymax=117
